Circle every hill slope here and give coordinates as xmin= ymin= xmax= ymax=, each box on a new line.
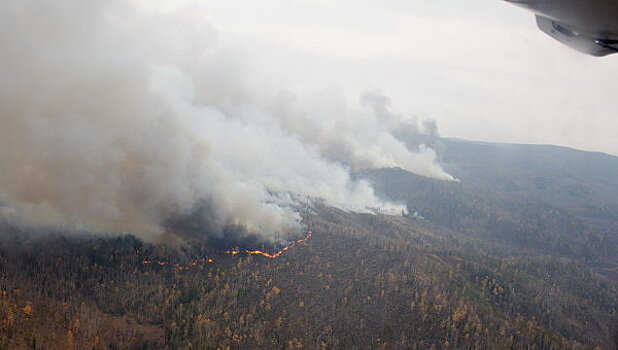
xmin=0 ymin=137 xmax=617 ymax=349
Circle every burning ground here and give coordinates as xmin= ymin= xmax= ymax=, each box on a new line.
xmin=0 ymin=206 xmax=615 ymax=349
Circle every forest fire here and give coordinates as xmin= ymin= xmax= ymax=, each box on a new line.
xmin=225 ymin=230 xmax=313 ymax=259
xmin=137 ymin=230 xmax=313 ymax=270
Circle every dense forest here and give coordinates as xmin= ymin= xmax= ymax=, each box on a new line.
xmin=1 ymin=139 xmax=617 ymax=349
xmin=0 ymin=208 xmax=616 ymax=349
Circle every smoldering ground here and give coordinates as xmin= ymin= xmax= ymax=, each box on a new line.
xmin=0 ymin=0 xmax=453 ymax=245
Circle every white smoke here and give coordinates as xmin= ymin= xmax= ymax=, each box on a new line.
xmin=0 ymin=0 xmax=453 ymax=242
xmin=266 ymin=89 xmax=454 ymax=181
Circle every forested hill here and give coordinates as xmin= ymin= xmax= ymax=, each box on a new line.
xmin=0 ymin=138 xmax=617 ymax=349
xmin=365 ymin=138 xmax=618 ymax=263
xmin=442 ymin=138 xmax=618 ymax=207
xmin=400 ymin=131 xmax=618 ymax=182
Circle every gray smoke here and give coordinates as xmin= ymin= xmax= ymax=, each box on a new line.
xmin=0 ymin=0 xmax=453 ymax=242
xmin=360 ymin=90 xmax=450 ymax=165
xmin=269 ymin=90 xmax=453 ymax=181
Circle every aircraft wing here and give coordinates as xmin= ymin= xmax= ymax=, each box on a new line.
xmin=505 ymin=0 xmax=618 ymax=56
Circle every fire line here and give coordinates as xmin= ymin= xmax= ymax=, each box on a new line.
xmin=137 ymin=230 xmax=313 ymax=270
xmin=225 ymin=230 xmax=313 ymax=259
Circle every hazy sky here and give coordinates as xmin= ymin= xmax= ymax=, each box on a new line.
xmin=140 ymin=0 xmax=618 ymax=155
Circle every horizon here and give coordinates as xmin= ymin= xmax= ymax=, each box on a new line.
xmin=166 ymin=0 xmax=618 ymax=156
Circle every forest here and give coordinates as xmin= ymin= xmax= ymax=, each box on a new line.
xmin=1 ymin=139 xmax=617 ymax=349
xmin=0 ymin=205 xmax=616 ymax=349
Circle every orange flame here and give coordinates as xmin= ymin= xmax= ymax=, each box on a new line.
xmin=138 ymin=230 xmax=313 ymax=269
xmin=225 ymin=230 xmax=312 ymax=258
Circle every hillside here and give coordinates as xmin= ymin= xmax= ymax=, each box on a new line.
xmin=0 ymin=138 xmax=617 ymax=349
xmin=367 ymin=138 xmax=618 ymax=262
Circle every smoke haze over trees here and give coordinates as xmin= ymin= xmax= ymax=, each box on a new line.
xmin=1 ymin=1 xmax=617 ymax=349
xmin=0 ymin=0 xmax=452 ymax=242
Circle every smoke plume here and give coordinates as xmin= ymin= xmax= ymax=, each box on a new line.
xmin=0 ymin=0 xmax=453 ymax=242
